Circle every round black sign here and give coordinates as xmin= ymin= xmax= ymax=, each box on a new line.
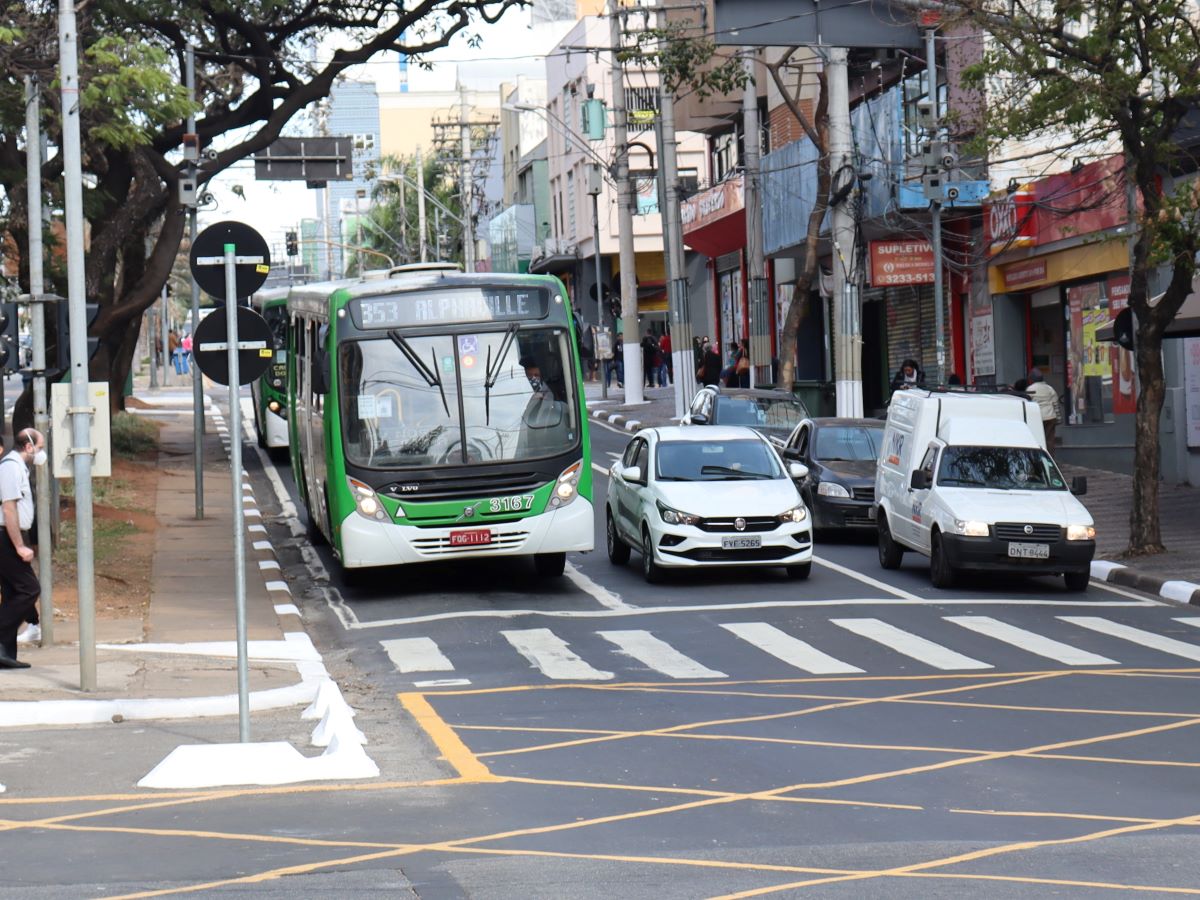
xmin=193 ymin=305 xmax=275 ymax=386
xmin=189 ymin=221 xmax=271 ymax=300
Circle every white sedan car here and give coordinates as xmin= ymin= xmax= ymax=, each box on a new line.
xmin=606 ymin=425 xmax=814 ymax=583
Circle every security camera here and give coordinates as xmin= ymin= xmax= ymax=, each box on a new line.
xmin=941 ymin=153 xmax=957 ymax=170
xmin=203 ymin=148 xmax=219 ymax=162
xmin=946 ymin=185 xmax=961 ymax=202
xmin=917 ymin=100 xmax=936 ymax=130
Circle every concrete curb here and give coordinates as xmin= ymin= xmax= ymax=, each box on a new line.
xmin=589 ymin=406 xmax=643 ymax=432
xmin=1090 ymin=559 xmax=1200 ymax=605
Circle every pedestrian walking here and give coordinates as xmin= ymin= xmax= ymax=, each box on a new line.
xmin=658 ymin=332 xmax=672 ymax=386
xmin=698 ymin=341 xmax=722 ymax=386
xmin=642 ymin=335 xmax=659 ymax=388
xmin=734 ymin=338 xmax=750 ymax=387
xmin=0 ymin=429 xmax=46 ymax=669
xmin=1026 ymin=368 xmax=1060 ymax=455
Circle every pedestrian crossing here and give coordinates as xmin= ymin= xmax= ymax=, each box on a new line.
xmin=379 ymin=614 xmax=1200 ymax=685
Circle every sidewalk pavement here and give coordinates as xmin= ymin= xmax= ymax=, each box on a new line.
xmin=583 ymin=380 xmax=1200 ymax=605
xmin=0 ymin=377 xmax=376 ymax=793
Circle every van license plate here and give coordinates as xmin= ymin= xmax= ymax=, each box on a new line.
xmin=450 ymin=529 xmax=492 ymax=547
xmin=1008 ymin=542 xmax=1050 ymax=559
xmin=722 ymin=536 xmax=762 ymax=550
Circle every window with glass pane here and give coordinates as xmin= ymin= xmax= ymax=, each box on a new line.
xmin=937 ymin=446 xmax=1067 ymax=491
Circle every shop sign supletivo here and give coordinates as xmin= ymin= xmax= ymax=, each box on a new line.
xmin=868 ymin=239 xmax=935 ymax=286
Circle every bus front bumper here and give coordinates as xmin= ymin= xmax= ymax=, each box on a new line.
xmin=339 ymin=498 xmax=595 ymax=568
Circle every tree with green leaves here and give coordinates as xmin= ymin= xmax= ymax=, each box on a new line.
xmin=0 ymin=0 xmax=528 ymax=420
xmin=954 ymin=0 xmax=1200 ymax=555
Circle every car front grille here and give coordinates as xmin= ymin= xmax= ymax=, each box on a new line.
xmin=995 ymin=523 xmax=1061 ymax=542
xmin=662 ymin=546 xmax=798 ymax=562
xmin=696 ymin=516 xmax=779 ymax=534
xmin=409 ymin=530 xmax=530 ymax=556
xmin=851 ymin=486 xmax=875 ymax=503
xmin=844 ymin=513 xmax=875 ymax=527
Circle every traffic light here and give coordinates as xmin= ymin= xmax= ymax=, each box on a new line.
xmin=286 ymin=230 xmax=298 ymax=257
xmin=0 ymin=301 xmax=18 ymax=374
xmin=56 ymin=300 xmax=101 ymax=370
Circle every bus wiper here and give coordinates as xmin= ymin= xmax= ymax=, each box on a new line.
xmin=388 ymin=331 xmax=450 ymax=417
xmin=483 ymin=322 xmax=520 ymax=425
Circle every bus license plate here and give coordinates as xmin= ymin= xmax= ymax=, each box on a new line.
xmin=1007 ymin=542 xmax=1050 ymax=559
xmin=721 ymin=536 xmax=762 ymax=550
xmin=450 ymin=529 xmax=492 ymax=547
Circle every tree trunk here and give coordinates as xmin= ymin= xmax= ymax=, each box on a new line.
xmin=1127 ymin=327 xmax=1165 ymax=555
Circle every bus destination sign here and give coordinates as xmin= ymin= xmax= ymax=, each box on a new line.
xmin=355 ymin=289 xmax=551 ymax=329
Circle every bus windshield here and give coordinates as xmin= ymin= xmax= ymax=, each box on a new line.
xmin=339 ymin=327 xmax=579 ymax=468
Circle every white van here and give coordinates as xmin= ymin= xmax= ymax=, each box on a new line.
xmin=875 ymin=389 xmax=1095 ymax=591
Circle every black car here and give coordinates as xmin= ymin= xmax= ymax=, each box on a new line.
xmin=781 ymin=417 xmax=883 ymax=533
xmin=683 ymin=386 xmax=809 ymax=446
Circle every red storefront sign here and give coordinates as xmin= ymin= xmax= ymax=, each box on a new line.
xmin=868 ymin=239 xmax=934 ymax=287
xmin=984 ymin=189 xmax=1036 ymax=255
xmin=681 ymin=176 xmax=745 ymax=258
xmin=1002 ymin=258 xmax=1048 ymax=289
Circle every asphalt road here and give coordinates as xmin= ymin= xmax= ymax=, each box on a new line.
xmin=10 ymin=407 xmax=1200 ymax=899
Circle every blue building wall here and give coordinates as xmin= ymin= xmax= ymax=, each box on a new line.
xmin=325 ymin=81 xmax=382 ymax=277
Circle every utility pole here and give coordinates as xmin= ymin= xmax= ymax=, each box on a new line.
xmin=186 ymin=42 xmax=205 ymax=520
xmin=609 ymin=0 xmax=643 ymax=404
xmin=926 ymin=27 xmax=947 ymax=387
xmin=24 ymin=74 xmax=53 ymax=646
xmin=587 ymin=165 xmax=608 ymax=401
xmin=743 ymin=50 xmax=769 ymax=390
xmin=59 ymin=0 xmax=97 ymax=690
xmin=159 ymin=283 xmax=170 ymax=385
xmin=827 ymin=47 xmax=862 ymax=417
xmin=655 ymin=78 xmax=693 ymax=418
xmin=460 ymin=85 xmax=476 ymax=272
xmin=416 ymin=145 xmax=428 ymax=263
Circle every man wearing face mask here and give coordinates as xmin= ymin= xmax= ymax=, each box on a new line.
xmin=0 ymin=428 xmax=45 ymax=668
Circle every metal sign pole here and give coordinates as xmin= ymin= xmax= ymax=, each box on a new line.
xmin=223 ymin=244 xmax=250 ymax=742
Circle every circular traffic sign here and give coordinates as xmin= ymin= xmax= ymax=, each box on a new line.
xmin=193 ymin=305 xmax=275 ymax=386
xmin=189 ymin=221 xmax=271 ymax=300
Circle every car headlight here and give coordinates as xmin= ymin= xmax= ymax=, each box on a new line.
xmin=953 ymin=519 xmax=990 ymax=537
xmin=816 ymin=481 xmax=850 ymax=498
xmin=346 ymin=476 xmax=387 ymax=521
xmin=550 ymin=461 xmax=582 ymax=508
xmin=657 ymin=500 xmax=700 ymax=526
xmin=1066 ymin=524 xmax=1096 ymax=541
xmin=777 ymin=504 xmax=809 ymax=524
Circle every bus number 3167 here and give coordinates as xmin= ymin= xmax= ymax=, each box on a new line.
xmin=490 ymin=495 xmax=535 ymax=513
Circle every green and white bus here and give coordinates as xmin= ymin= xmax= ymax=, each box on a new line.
xmin=287 ymin=265 xmax=593 ymax=576
xmin=249 ymin=287 xmax=290 ymax=450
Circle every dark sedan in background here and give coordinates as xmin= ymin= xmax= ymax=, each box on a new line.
xmin=683 ymin=386 xmax=809 ymax=447
xmin=781 ymin=418 xmax=883 ymax=534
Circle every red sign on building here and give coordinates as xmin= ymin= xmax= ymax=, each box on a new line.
xmin=1003 ymin=258 xmax=1048 ymax=290
xmin=868 ymin=239 xmax=935 ymax=287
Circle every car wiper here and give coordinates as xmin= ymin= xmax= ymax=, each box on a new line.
xmin=482 ymin=322 xmax=520 ymax=425
xmin=940 ymin=477 xmax=985 ymax=486
xmin=388 ymin=331 xmax=450 ymax=417
xmin=700 ymin=465 xmax=773 ymax=480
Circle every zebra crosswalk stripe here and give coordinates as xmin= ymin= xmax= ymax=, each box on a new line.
xmin=598 ymin=630 xmax=727 ymax=679
xmin=831 ymin=618 xmax=993 ymax=670
xmin=381 ymin=637 xmax=454 ymax=673
xmin=945 ymin=615 xmax=1117 ymax=666
xmin=501 ymin=628 xmax=615 ymax=681
xmin=720 ymin=622 xmax=863 ymax=674
xmin=1060 ymin=617 xmax=1200 ymax=662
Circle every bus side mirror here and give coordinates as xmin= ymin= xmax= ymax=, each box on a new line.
xmin=311 ymin=347 xmax=331 ymax=394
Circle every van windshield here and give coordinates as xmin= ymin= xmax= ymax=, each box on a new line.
xmin=937 ymin=446 xmax=1067 ymax=491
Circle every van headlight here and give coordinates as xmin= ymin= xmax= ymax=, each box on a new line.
xmin=1066 ymin=524 xmax=1096 ymax=541
xmin=953 ymin=520 xmax=990 ymax=537
xmin=777 ymin=504 xmax=809 ymax=524
xmin=657 ymin=500 xmax=700 ymax=526
xmin=347 ymin=476 xmax=387 ymax=521
xmin=550 ymin=461 xmax=582 ymax=508
xmin=817 ymin=482 xmax=850 ymax=498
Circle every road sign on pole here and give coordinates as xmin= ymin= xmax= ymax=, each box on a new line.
xmin=192 ymin=306 xmax=273 ymax=386
xmin=189 ymin=221 xmax=271 ymax=300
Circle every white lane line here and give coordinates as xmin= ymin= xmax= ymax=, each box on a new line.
xmin=501 ymin=628 xmax=614 ymax=681
xmin=342 ymin=596 xmax=1154 ymax=630
xmin=831 ymin=618 xmax=993 ymax=670
xmin=812 ymin=555 xmax=923 ymax=602
xmin=380 ymin=637 xmax=455 ymax=674
xmin=242 ymin=397 xmax=302 ymax=535
xmin=415 ymin=678 xmax=472 ymax=688
xmin=591 ymin=463 xmax=610 ymax=477
xmin=564 ymin=561 xmax=630 ymax=611
xmin=945 ymin=615 xmax=1117 ymax=666
xmin=1061 ymin=617 xmax=1200 ymax=662
xmin=720 ymin=622 xmax=863 ymax=674
xmin=597 ymin=630 xmax=726 ymax=679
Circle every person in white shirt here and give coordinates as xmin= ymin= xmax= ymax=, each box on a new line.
xmin=0 ymin=428 xmax=45 ymax=669
xmin=1026 ymin=368 xmax=1060 ymax=457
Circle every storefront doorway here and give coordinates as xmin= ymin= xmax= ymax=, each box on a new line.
xmin=1030 ymin=287 xmax=1066 ymax=401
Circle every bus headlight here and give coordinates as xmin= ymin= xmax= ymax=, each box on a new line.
xmin=1066 ymin=524 xmax=1096 ymax=541
xmin=267 ymin=400 xmax=281 ymax=413
xmin=550 ymin=461 xmax=582 ymax=508
xmin=347 ymin=477 xmax=387 ymax=521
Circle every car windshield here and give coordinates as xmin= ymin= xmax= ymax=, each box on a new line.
xmin=656 ymin=439 xmax=783 ymax=481
xmin=714 ymin=396 xmax=807 ymax=432
xmin=937 ymin=445 xmax=1068 ymax=491
xmin=814 ymin=426 xmax=882 ymax=462
xmin=339 ymin=327 xmax=579 ymax=468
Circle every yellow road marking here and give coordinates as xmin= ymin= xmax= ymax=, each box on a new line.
xmin=398 ymin=692 xmax=495 ymax=782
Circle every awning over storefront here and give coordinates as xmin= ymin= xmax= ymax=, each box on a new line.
xmin=681 ymin=176 xmax=746 ymax=258
xmin=988 ymin=240 xmax=1127 ymax=294
xmin=1096 ymin=279 xmax=1200 ymax=341
xmin=528 ymin=250 xmax=578 ymax=275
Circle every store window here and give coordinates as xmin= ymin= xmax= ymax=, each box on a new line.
xmin=1065 ymin=280 xmax=1117 ymax=424
xmin=717 ymin=259 xmax=743 ymax=349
